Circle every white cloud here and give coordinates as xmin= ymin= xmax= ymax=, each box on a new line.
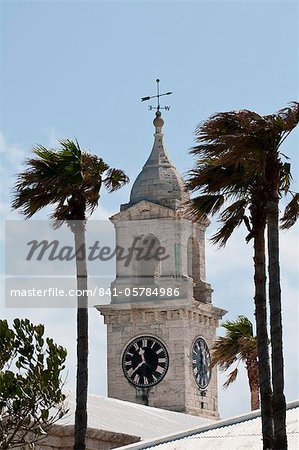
xmin=0 ymin=131 xmax=26 ymax=171
xmin=0 ymin=133 xmax=29 ymax=243
xmin=90 ymin=205 xmax=114 ymax=220
xmin=44 ymin=127 xmax=61 ymax=148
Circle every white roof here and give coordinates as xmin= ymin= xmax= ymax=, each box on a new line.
xmin=119 ymin=400 xmax=299 ymax=449
xmin=59 ymin=391 xmax=214 ymax=440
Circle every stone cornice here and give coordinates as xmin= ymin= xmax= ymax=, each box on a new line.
xmin=111 ymin=200 xmax=180 ymax=221
xmin=95 ymin=300 xmax=227 ymax=325
xmin=110 ymin=200 xmax=209 ymax=228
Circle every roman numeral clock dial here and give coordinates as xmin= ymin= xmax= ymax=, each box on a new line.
xmin=122 ymin=336 xmax=169 ymax=387
xmin=192 ymin=337 xmax=211 ymax=390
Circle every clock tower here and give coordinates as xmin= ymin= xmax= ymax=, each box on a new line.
xmin=96 ymin=111 xmax=226 ymax=419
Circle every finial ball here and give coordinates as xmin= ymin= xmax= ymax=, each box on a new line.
xmin=153 ymin=111 xmax=164 ymax=129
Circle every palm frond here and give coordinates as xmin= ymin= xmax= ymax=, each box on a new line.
xmin=219 ymin=199 xmax=248 ymax=222
xmin=275 ymin=102 xmax=299 ymax=132
xmin=211 ymin=208 xmax=246 ymax=248
xmin=103 ymin=168 xmax=129 ymax=192
xmin=223 ymin=368 xmax=238 ymax=389
xmin=279 ymin=162 xmax=292 ymax=193
xmin=12 ymin=139 xmax=128 ymax=224
xmin=58 ymin=138 xmax=82 ymax=159
xmin=280 ymin=193 xmax=299 ymax=229
xmin=212 ymin=337 xmax=240 ymax=369
xmin=186 ymin=103 xmax=298 ymax=250
xmin=222 ymin=316 xmax=254 ymax=338
xmin=188 ymin=195 xmax=225 ymax=220
xmin=211 ymin=316 xmax=257 ymax=370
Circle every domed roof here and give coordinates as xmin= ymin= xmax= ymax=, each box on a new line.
xmin=129 ymin=112 xmax=189 ymax=210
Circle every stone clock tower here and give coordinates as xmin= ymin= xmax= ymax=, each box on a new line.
xmin=96 ymin=111 xmax=226 ymax=419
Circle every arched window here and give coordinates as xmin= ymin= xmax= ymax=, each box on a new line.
xmin=134 ymin=235 xmax=161 ymax=285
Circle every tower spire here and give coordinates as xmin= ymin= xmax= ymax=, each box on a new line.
xmin=126 ymin=83 xmax=188 ymax=210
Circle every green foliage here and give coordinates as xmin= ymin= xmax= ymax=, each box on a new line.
xmin=12 ymin=138 xmax=129 ymax=225
xmin=212 ymin=316 xmax=258 ymax=389
xmin=0 ymin=319 xmax=67 ymax=449
xmin=186 ymin=102 xmax=299 ymax=245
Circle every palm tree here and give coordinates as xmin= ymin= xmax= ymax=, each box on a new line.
xmin=187 ymin=127 xmax=273 ymax=448
xmin=261 ymin=105 xmax=299 ymax=449
xmin=212 ymin=316 xmax=259 ymax=411
xmin=187 ymin=103 xmax=299 ymax=449
xmin=12 ymin=139 xmax=129 ymax=450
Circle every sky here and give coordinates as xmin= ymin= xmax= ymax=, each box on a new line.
xmin=0 ymin=0 xmax=298 ymax=419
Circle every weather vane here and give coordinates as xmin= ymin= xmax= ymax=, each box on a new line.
xmin=141 ymin=79 xmax=172 ymax=112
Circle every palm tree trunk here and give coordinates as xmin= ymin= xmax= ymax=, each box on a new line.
xmin=73 ymin=221 xmax=88 ymax=450
xmin=267 ymin=197 xmax=287 ymax=450
xmin=253 ymin=205 xmax=274 ymax=449
xmin=246 ymin=357 xmax=260 ymax=411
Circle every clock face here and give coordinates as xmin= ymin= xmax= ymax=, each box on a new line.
xmin=122 ymin=336 xmax=169 ymax=387
xmin=191 ymin=337 xmax=211 ymax=390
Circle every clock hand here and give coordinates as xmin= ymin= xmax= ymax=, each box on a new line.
xmin=139 ymin=347 xmax=146 ymax=362
xmin=131 ymin=348 xmax=146 ymax=375
xmin=131 ymin=360 xmax=145 ymax=375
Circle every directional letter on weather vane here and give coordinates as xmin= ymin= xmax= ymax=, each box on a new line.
xmin=141 ymin=79 xmax=172 ymax=112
